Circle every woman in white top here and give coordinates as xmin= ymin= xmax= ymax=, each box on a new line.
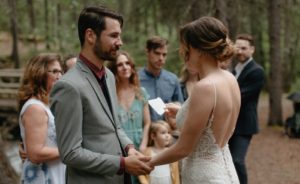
xmin=149 ymin=17 xmax=241 ymax=184
xmin=18 ymin=53 xmax=65 ymax=184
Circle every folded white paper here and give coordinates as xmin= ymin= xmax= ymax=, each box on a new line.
xmin=148 ymin=97 xmax=166 ymax=115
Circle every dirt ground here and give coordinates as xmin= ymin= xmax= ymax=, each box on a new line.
xmin=247 ymin=94 xmax=300 ymax=184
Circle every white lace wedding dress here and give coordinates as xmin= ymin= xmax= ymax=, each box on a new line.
xmin=176 ymin=84 xmax=240 ymax=184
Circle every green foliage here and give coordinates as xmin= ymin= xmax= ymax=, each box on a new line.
xmin=0 ymin=0 xmax=300 ymax=80
xmin=290 ymin=77 xmax=300 ymax=94
xmin=1 ymin=0 xmax=300 ymax=125
xmin=0 ymin=1 xmax=10 ymax=31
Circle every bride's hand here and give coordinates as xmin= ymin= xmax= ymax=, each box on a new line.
xmin=164 ymin=103 xmax=181 ymax=118
xmin=146 ymin=158 xmax=155 ymax=169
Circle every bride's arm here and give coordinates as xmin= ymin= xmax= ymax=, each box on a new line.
xmin=150 ymin=82 xmax=214 ymax=166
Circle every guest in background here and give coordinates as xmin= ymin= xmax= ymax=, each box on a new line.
xmin=138 ymin=121 xmax=180 ymax=184
xmin=138 ymin=36 xmax=184 ymax=121
xmin=164 ymin=115 xmax=180 ymax=144
xmin=18 ymin=53 xmax=65 ymax=184
xmin=229 ymin=33 xmax=265 ymax=184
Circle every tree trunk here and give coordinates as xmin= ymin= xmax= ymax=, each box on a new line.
xmin=26 ymin=0 xmax=37 ymax=49
xmin=282 ymin=0 xmax=300 ymax=92
xmin=268 ymin=0 xmax=283 ymax=126
xmin=132 ymin=0 xmax=141 ymax=43
xmin=8 ymin=0 xmax=20 ymax=68
xmin=152 ymin=0 xmax=159 ymax=35
xmin=71 ymin=0 xmax=78 ymax=24
xmin=57 ymin=3 xmax=62 ymax=51
xmin=27 ymin=0 xmax=35 ymax=29
xmin=44 ymin=0 xmax=50 ymax=50
xmin=282 ymin=0 xmax=291 ymax=91
xmin=0 ymin=135 xmax=19 ymax=184
xmin=144 ymin=3 xmax=149 ymax=36
xmin=214 ymin=0 xmax=228 ymax=27
xmin=250 ymin=0 xmax=266 ymax=69
xmin=226 ymin=0 xmax=240 ymax=39
xmin=188 ymin=0 xmax=213 ymax=21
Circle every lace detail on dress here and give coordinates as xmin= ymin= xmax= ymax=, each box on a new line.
xmin=175 ymin=82 xmax=239 ymax=184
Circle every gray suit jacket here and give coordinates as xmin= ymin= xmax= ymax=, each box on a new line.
xmin=50 ymin=59 xmax=132 ymax=184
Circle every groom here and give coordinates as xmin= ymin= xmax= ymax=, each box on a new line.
xmin=50 ymin=5 xmax=153 ymax=184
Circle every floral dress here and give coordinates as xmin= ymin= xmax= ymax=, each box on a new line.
xmin=19 ymin=98 xmax=65 ymax=184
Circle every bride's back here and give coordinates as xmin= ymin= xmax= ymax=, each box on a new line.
xmin=207 ymin=70 xmax=241 ymax=148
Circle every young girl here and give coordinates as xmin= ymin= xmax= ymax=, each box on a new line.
xmin=139 ymin=121 xmax=180 ymax=184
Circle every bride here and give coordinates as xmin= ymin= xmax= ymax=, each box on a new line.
xmin=148 ymin=16 xmax=241 ymax=184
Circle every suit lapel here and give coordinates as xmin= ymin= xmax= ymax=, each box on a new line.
xmin=78 ymin=61 xmax=115 ymax=125
xmin=237 ymin=60 xmax=254 ymax=83
xmin=104 ymin=69 xmax=118 ymax=123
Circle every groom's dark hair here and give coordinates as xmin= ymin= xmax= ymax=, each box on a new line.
xmin=78 ymin=5 xmax=123 ymax=46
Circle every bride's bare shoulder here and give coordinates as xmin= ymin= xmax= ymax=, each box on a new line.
xmin=190 ymin=79 xmax=216 ymax=103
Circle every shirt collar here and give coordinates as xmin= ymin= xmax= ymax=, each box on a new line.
xmin=234 ymin=57 xmax=252 ymax=78
xmin=235 ymin=57 xmax=252 ymax=71
xmin=144 ymin=67 xmax=161 ymax=78
xmin=236 ymin=57 xmax=252 ymax=69
xmin=79 ymin=53 xmax=106 ymax=79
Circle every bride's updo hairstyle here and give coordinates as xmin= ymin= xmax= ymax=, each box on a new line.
xmin=179 ymin=16 xmax=234 ymax=62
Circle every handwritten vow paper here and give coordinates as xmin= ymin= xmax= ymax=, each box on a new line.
xmin=148 ymin=97 xmax=166 ymax=115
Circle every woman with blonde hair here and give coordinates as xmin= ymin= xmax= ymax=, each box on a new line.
xmin=18 ymin=53 xmax=65 ymax=184
xmin=149 ymin=17 xmax=241 ymax=183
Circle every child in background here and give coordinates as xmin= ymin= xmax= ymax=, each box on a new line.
xmin=165 ymin=114 xmax=181 ymax=145
xmin=138 ymin=121 xmax=180 ymax=184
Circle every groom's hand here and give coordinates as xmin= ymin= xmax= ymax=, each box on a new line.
xmin=124 ymin=155 xmax=153 ymax=175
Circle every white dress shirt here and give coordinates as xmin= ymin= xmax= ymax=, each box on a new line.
xmin=234 ymin=58 xmax=252 ymax=79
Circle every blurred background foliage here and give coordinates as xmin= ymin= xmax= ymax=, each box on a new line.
xmin=0 ymin=0 xmax=300 ymax=125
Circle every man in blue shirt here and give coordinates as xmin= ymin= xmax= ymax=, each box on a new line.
xmin=138 ymin=36 xmax=184 ymax=121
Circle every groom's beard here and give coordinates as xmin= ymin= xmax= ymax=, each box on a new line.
xmin=93 ymin=38 xmax=119 ymax=62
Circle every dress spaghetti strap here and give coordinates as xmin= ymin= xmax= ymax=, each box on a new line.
xmin=207 ymin=81 xmax=217 ymax=128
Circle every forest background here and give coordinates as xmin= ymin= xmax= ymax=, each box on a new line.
xmin=1 ymin=0 xmax=300 ymax=125
xmin=0 ymin=0 xmax=300 ymax=183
